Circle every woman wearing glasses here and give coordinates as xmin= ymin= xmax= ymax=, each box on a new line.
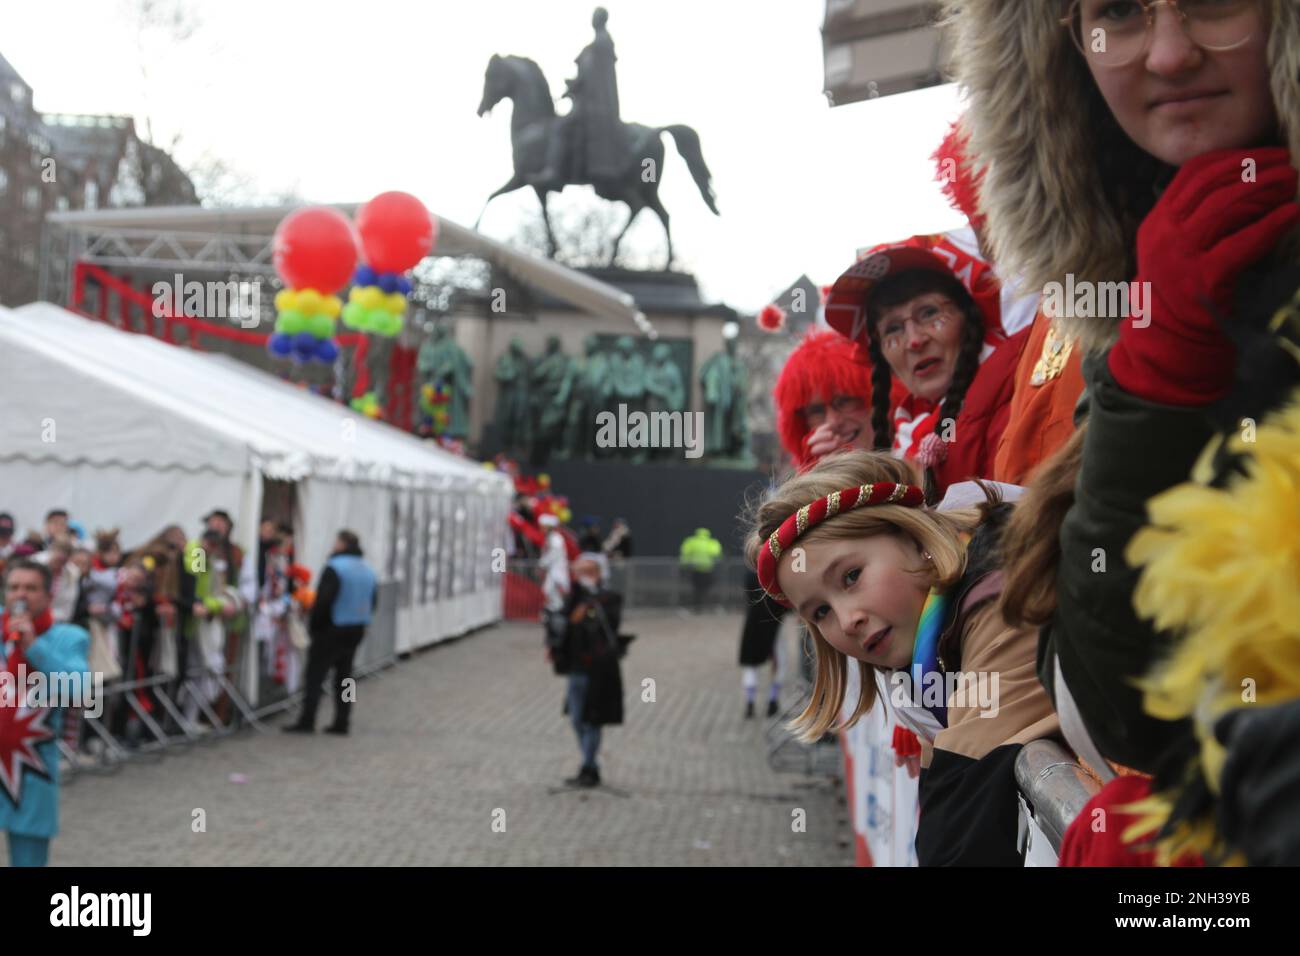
xmin=825 ymin=242 xmax=1034 ymax=503
xmin=947 ymin=0 xmax=1300 ymax=862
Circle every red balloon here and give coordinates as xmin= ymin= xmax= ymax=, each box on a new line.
xmin=273 ymin=206 xmax=359 ymax=293
xmin=356 ymin=191 xmax=436 ymax=274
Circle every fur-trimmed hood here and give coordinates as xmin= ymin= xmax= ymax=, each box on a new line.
xmin=940 ymin=0 xmax=1300 ymax=351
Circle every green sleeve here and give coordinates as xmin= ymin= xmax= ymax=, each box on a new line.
xmin=1043 ymin=354 xmax=1211 ymax=772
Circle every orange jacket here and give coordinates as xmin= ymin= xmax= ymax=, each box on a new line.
xmin=993 ymin=312 xmax=1086 ymax=485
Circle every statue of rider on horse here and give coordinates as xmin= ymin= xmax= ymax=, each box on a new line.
xmin=477 ymin=8 xmax=718 ymax=269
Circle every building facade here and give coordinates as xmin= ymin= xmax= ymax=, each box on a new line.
xmin=0 ymin=52 xmax=196 ymax=306
xmin=822 ymin=0 xmax=946 ymax=106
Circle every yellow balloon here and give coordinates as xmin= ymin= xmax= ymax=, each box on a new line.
xmin=275 ymin=289 xmax=295 ymax=312
xmin=357 ymin=286 xmax=383 ymax=310
xmin=559 ymin=507 xmax=572 ymax=523
xmin=385 ymin=292 xmax=407 ymax=314
xmin=297 ymin=288 xmax=323 ymax=314
xmin=322 ymin=295 xmax=342 ymax=318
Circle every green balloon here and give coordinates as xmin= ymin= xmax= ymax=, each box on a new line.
xmin=341 ymin=302 xmax=365 ymax=329
xmin=278 ymin=310 xmax=307 ymax=335
xmin=307 ymin=313 xmax=334 ymax=339
xmin=384 ymin=313 xmax=404 ymax=337
xmin=366 ymin=307 xmax=389 ymax=332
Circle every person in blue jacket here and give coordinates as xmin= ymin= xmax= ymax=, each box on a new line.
xmin=1 ymin=558 xmax=91 ymax=867
xmin=284 ymin=531 xmax=377 ymax=736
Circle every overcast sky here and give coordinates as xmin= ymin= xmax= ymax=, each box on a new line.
xmin=7 ymin=0 xmax=966 ymax=312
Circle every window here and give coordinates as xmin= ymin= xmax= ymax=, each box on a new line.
xmin=0 ymin=168 xmax=8 ymax=196
xmin=56 ymin=196 xmax=68 ymax=211
xmin=23 ymin=187 xmax=40 ymax=210
xmin=9 ymin=82 xmax=26 ymax=106
xmin=84 ymin=180 xmax=97 ymax=210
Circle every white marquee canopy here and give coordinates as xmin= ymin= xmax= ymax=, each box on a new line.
xmin=0 ymin=302 xmax=512 ymax=658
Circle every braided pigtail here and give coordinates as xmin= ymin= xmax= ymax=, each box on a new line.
xmin=868 ymin=337 xmax=894 ymax=451
xmin=934 ymin=300 xmax=986 ymax=441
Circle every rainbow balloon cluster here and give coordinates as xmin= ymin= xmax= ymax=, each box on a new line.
xmin=266 ymin=206 xmax=359 ymax=365
xmin=342 ymin=265 xmax=413 ymax=337
xmin=269 ymin=288 xmax=344 ymax=363
xmin=344 ymin=192 xmax=436 ymax=340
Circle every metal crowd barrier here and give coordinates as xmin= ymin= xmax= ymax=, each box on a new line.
xmin=1014 ymin=739 xmax=1103 ymax=864
xmin=60 ymin=660 xmax=263 ymax=778
xmin=766 ymin=627 xmax=840 ymax=777
xmin=60 ymin=614 xmax=399 ymax=781
xmin=505 ymin=556 xmax=757 ymax=616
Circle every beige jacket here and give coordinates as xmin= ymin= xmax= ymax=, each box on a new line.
xmin=921 ymin=599 xmax=1061 ymax=769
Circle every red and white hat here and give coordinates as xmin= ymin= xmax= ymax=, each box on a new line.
xmin=824 ymin=243 xmax=959 ymax=346
xmin=824 ymin=233 xmax=1011 ymax=349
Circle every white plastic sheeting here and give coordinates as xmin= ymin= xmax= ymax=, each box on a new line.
xmin=0 ymin=302 xmax=512 ymax=656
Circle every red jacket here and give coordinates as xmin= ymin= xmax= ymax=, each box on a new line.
xmin=928 ymin=327 xmax=1032 ymax=497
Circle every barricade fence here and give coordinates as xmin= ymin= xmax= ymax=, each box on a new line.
xmin=504 ymin=556 xmax=757 ymax=618
xmin=59 ymin=606 xmax=399 ymax=780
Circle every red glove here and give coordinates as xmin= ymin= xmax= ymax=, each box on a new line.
xmin=1108 ymin=147 xmax=1300 ymax=406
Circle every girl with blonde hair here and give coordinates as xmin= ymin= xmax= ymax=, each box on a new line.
xmin=745 ymin=450 xmax=1058 ymax=865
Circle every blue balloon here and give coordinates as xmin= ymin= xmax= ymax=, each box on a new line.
xmin=354 ymin=264 xmax=377 ymax=287
xmin=315 ymin=338 xmax=340 ymax=363
xmin=377 ymin=273 xmax=399 ymax=293
xmin=293 ymin=331 xmax=318 ymax=351
xmin=268 ymin=332 xmax=293 ymax=357
xmin=396 ymin=276 xmax=413 ymax=295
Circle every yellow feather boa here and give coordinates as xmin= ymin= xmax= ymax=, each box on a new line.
xmin=1122 ymin=385 xmax=1300 ymax=865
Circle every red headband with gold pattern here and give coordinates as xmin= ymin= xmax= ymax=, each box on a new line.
xmin=756 ymin=482 xmax=925 ymax=608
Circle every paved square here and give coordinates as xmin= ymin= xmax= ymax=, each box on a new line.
xmin=51 ymin=612 xmax=852 ymax=866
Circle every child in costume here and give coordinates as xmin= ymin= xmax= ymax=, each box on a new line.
xmin=746 ymin=450 xmax=1058 ymax=865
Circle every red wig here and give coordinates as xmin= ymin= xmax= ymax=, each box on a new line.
xmin=774 ymin=330 xmax=877 ymax=469
xmin=932 ymin=119 xmax=986 ymax=236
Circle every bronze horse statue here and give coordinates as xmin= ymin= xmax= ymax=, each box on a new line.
xmin=476 ymin=54 xmax=719 ymax=269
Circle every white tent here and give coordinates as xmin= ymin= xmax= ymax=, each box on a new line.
xmin=0 ymin=303 xmax=513 ymax=673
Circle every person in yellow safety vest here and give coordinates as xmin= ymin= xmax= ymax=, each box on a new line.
xmin=679 ymin=528 xmax=721 ymax=614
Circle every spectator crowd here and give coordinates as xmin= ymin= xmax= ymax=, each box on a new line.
xmin=0 ymin=507 xmax=313 ymax=752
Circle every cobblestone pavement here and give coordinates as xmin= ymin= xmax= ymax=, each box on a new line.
xmin=51 ymin=612 xmax=852 ymax=866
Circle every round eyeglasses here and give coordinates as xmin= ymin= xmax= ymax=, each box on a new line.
xmin=1063 ymin=0 xmax=1256 ymax=68
xmin=877 ymin=301 xmax=956 ymax=355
